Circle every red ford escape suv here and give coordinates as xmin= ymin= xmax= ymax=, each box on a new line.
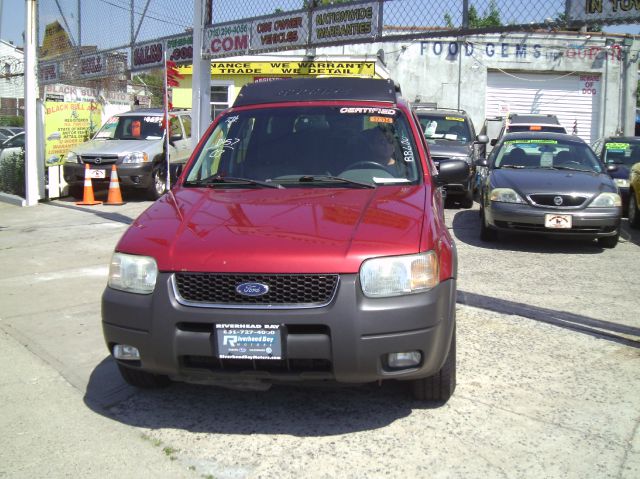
xmin=102 ymin=77 xmax=469 ymax=402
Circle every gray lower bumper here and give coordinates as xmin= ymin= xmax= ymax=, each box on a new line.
xmin=102 ymin=274 xmax=457 ymax=384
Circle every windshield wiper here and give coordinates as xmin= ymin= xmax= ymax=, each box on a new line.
xmin=497 ymin=165 xmax=527 ymax=169
xmin=186 ymin=175 xmax=283 ymax=189
xmin=297 ymin=175 xmax=376 ymax=189
xmin=548 ymin=166 xmax=594 ymax=173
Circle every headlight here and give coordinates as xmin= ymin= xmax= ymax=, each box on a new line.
xmin=360 ymin=251 xmax=439 ymax=298
xmin=614 ymin=178 xmax=630 ymax=188
xmin=489 ymin=188 xmax=525 ymax=204
xmin=108 ymin=253 xmax=158 ymax=294
xmin=122 ymin=152 xmax=149 ymax=164
xmin=65 ymin=152 xmax=79 ymax=164
xmin=588 ymin=192 xmax=622 ymax=208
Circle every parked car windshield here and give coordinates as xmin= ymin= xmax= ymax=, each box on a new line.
xmin=602 ymin=140 xmax=640 ymax=167
xmin=493 ymin=138 xmax=603 ymax=173
xmin=417 ymin=114 xmax=472 ymax=142
xmin=185 ymin=106 xmax=421 ymax=186
xmin=93 ymin=115 xmax=164 ymax=140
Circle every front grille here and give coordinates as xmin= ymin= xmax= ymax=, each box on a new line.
xmin=528 ymin=194 xmax=588 ymax=208
xmin=80 ymin=154 xmax=118 ymax=165
xmin=182 ymin=356 xmax=332 ymax=374
xmin=174 ymin=273 xmax=339 ymax=307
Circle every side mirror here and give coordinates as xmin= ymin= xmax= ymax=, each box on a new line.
xmin=490 ymin=138 xmax=497 ymax=146
xmin=435 ymin=159 xmax=470 ymax=186
xmin=475 ymin=158 xmax=489 ymax=168
xmin=170 ymin=134 xmax=183 ymax=143
xmin=475 ymin=134 xmax=489 ymax=144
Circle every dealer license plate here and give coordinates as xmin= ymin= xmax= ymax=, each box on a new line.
xmin=88 ymin=169 xmax=106 ymax=179
xmin=545 ymin=213 xmax=572 ymax=229
xmin=215 ymin=324 xmax=283 ymax=360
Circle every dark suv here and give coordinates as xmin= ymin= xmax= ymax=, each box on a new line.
xmin=413 ymin=105 xmax=487 ymax=208
xmin=102 ymin=78 xmax=469 ymax=402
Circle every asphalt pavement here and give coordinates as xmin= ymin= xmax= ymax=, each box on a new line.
xmin=0 ymin=195 xmax=639 ymax=478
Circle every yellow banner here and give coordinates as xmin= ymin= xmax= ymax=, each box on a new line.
xmin=45 ymin=102 xmax=103 ymax=165
xmin=180 ymin=61 xmax=376 ymax=76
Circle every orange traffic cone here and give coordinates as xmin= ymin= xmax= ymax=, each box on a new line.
xmin=76 ymin=164 xmax=102 ymax=206
xmin=105 ymin=165 xmax=125 ymax=205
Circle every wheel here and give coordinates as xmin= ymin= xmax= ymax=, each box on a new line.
xmin=146 ymin=164 xmax=167 ymax=200
xmin=68 ymin=185 xmax=83 ymax=199
xmin=117 ymin=363 xmax=171 ymax=388
xmin=597 ymin=233 xmax=619 ymax=249
xmin=459 ymin=188 xmax=474 ymax=209
xmin=629 ymin=191 xmax=640 ymax=229
xmin=411 ymin=326 xmax=456 ymax=402
xmin=480 ymin=205 xmax=497 ymax=241
xmin=341 ymin=160 xmax=395 ymax=174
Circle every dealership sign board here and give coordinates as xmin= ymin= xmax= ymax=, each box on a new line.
xmin=79 ymin=53 xmax=106 ymax=79
xmin=166 ymin=35 xmax=193 ymax=63
xmin=311 ymin=2 xmax=379 ymax=45
xmin=39 ymin=62 xmax=59 ymax=84
xmin=567 ymin=0 xmax=640 ymax=22
xmin=209 ymin=61 xmax=376 ymax=76
xmin=203 ymin=22 xmax=250 ymax=58
xmin=132 ymin=41 xmax=164 ymax=70
xmin=250 ymin=12 xmax=308 ymax=52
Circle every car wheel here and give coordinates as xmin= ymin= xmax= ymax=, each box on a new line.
xmin=117 ymin=363 xmax=171 ymax=388
xmin=146 ymin=164 xmax=167 ymax=200
xmin=480 ymin=205 xmax=497 ymax=241
xmin=411 ymin=326 xmax=456 ymax=402
xmin=459 ymin=187 xmax=474 ymax=209
xmin=597 ymin=233 xmax=619 ymax=249
xmin=629 ymin=191 xmax=640 ymax=229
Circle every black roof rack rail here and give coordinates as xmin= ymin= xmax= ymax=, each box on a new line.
xmin=233 ymin=77 xmax=398 ymax=107
xmin=411 ymin=103 xmax=467 ymax=115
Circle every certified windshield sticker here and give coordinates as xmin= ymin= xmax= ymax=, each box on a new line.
xmin=339 ymin=107 xmax=396 ymax=116
xmin=400 ymin=135 xmax=415 ymax=162
xmin=505 ymin=139 xmax=558 ymax=145
xmin=445 ymin=116 xmax=464 ymax=122
xmin=370 ymin=116 xmax=393 ymax=124
xmin=605 ymin=142 xmax=630 ymax=150
xmin=144 ymin=116 xmax=162 ymax=124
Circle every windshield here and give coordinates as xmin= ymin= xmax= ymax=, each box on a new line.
xmin=493 ymin=138 xmax=603 ymax=173
xmin=185 ymin=106 xmax=421 ymax=186
xmin=93 ymin=115 xmax=164 ymax=140
xmin=417 ymin=114 xmax=471 ymax=142
xmin=603 ymin=141 xmax=640 ymax=167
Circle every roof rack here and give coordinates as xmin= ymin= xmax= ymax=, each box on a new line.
xmin=411 ymin=103 xmax=467 ymax=115
xmin=233 ymin=77 xmax=398 ymax=107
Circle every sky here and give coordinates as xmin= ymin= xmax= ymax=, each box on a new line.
xmin=0 ymin=0 xmax=638 ymax=49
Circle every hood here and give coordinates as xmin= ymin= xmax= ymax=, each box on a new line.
xmin=608 ymin=164 xmax=630 ymax=180
xmin=491 ymin=168 xmax=617 ymax=197
xmin=117 ymin=186 xmax=430 ymax=273
xmin=427 ymin=141 xmax=471 ymax=159
xmin=70 ymin=138 xmax=160 ymax=156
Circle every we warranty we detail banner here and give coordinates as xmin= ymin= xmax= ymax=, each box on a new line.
xmin=45 ymin=102 xmax=102 ymax=166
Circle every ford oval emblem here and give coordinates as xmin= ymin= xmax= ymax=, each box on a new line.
xmin=236 ymin=282 xmax=269 ymax=297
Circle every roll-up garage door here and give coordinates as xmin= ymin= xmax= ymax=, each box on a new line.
xmin=486 ymin=71 xmax=601 ymax=144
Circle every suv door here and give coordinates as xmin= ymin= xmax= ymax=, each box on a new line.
xmin=171 ymin=114 xmax=192 ymax=164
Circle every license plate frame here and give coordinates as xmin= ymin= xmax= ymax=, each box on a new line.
xmin=214 ymin=323 xmax=284 ymax=360
xmin=88 ymin=169 xmax=106 ymax=179
xmin=544 ymin=213 xmax=572 ymax=229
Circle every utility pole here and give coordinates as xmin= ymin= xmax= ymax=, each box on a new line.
xmin=24 ymin=0 xmax=39 ymax=205
xmin=191 ymin=0 xmax=212 ymax=147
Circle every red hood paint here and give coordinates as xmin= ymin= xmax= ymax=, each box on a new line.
xmin=117 ymin=185 xmax=434 ymax=273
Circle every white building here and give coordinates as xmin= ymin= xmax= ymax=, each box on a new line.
xmin=0 ymin=39 xmax=24 ymax=119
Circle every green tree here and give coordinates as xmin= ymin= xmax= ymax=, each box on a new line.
xmin=303 ymin=0 xmax=354 ymax=7
xmin=443 ymin=0 xmax=502 ymax=29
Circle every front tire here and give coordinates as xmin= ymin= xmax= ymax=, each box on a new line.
xmin=597 ymin=233 xmax=619 ymax=249
xmin=480 ymin=205 xmax=497 ymax=241
xmin=411 ymin=326 xmax=456 ymax=402
xmin=629 ymin=191 xmax=640 ymax=229
xmin=146 ymin=164 xmax=167 ymax=200
xmin=117 ymin=363 xmax=171 ymax=389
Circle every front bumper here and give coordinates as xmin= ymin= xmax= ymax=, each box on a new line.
xmin=63 ymin=163 xmax=154 ymax=189
xmin=102 ymin=274 xmax=456 ymax=385
xmin=486 ymin=201 xmax=621 ymax=237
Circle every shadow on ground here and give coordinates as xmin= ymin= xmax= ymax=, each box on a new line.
xmin=83 ymin=357 xmax=421 ymax=437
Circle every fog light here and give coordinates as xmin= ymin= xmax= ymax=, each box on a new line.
xmin=387 ymin=351 xmax=421 ymax=368
xmin=113 ymin=344 xmax=140 ymax=360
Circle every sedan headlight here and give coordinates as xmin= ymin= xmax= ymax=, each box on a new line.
xmin=360 ymin=251 xmax=439 ymax=298
xmin=65 ymin=152 xmax=79 ymax=164
xmin=614 ymin=178 xmax=630 ymax=188
xmin=122 ymin=151 xmax=149 ymax=164
xmin=490 ymin=188 xmax=525 ymax=204
xmin=108 ymin=253 xmax=158 ymax=294
xmin=587 ymin=192 xmax=622 ymax=208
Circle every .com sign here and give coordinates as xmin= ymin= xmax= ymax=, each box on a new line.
xmin=204 ymin=22 xmax=250 ymax=58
